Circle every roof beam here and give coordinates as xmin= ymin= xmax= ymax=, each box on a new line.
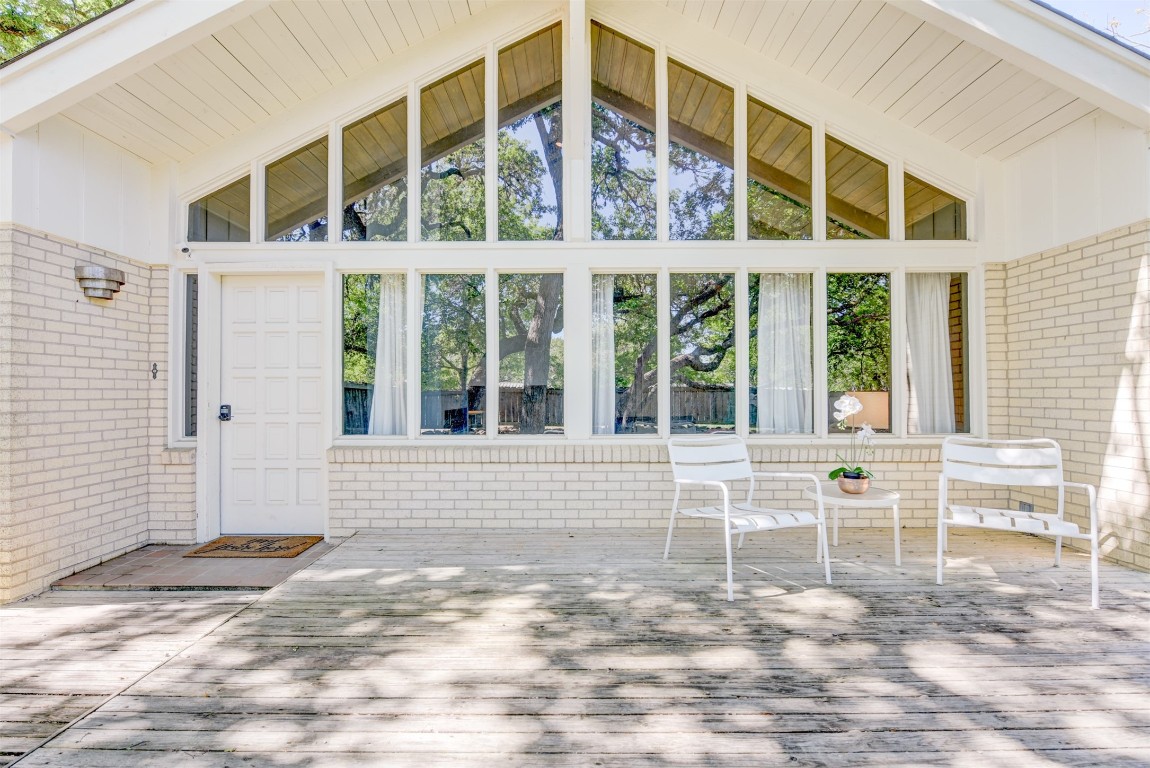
xmin=0 ymin=0 xmax=269 ymax=136
xmin=891 ymin=0 xmax=1149 ymax=130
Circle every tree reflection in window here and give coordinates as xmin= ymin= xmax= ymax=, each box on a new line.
xmin=499 ymin=274 xmax=564 ymax=434
xmin=667 ymin=61 xmax=734 ymax=240
xmin=670 ymin=274 xmax=736 ymax=432
xmin=421 ymin=62 xmax=486 ymax=241
xmin=827 ymin=273 xmax=891 ymax=431
xmin=591 ymin=22 xmax=656 ymax=240
xmin=421 ymin=274 xmax=486 ymax=434
xmin=498 ymin=24 xmax=563 ymax=241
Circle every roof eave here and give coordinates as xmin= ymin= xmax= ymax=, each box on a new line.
xmin=891 ymin=0 xmax=1150 ymax=130
xmin=0 ymin=0 xmax=270 ymax=137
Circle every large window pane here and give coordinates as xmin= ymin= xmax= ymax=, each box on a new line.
xmin=907 ymin=273 xmax=968 ymax=434
xmin=591 ymin=22 xmax=656 ymax=240
xmin=747 ymin=99 xmax=812 ymax=240
xmin=343 ymin=100 xmax=407 ymax=241
xmin=188 ymin=176 xmax=250 ymax=242
xmin=827 ymin=273 xmax=891 ymax=432
xmin=421 ymin=274 xmax=486 ymax=434
xmin=343 ymin=274 xmax=408 ymax=436
xmin=421 ymin=62 xmax=485 ymax=241
xmin=826 ymin=136 xmax=888 ymax=240
xmin=498 ymin=274 xmax=564 ymax=434
xmin=593 ymin=274 xmax=657 ymax=434
xmin=905 ymin=174 xmax=966 ymax=240
xmin=750 ymin=273 xmax=812 ymax=434
xmin=498 ymin=25 xmax=563 ymax=241
xmin=671 ymin=273 xmax=735 ymax=433
xmin=668 ymin=60 xmax=733 ymax=240
xmin=266 ymin=137 xmax=329 ymax=242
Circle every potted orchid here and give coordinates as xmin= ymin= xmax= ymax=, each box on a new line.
xmin=828 ymin=394 xmax=876 ymax=494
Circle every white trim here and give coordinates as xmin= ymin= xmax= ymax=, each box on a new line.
xmin=734 ymin=267 xmax=749 ymax=436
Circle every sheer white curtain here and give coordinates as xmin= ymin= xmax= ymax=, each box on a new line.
xmin=368 ymin=274 xmax=407 ymax=436
xmin=757 ymin=273 xmax=812 ymax=433
xmin=906 ymin=273 xmax=955 ymax=433
xmin=592 ymin=274 xmax=616 ymax=435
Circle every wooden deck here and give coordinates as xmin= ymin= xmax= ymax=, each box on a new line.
xmin=3 ymin=528 xmax=1149 ymax=767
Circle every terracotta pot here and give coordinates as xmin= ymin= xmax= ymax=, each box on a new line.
xmin=837 ymin=475 xmax=870 ymax=494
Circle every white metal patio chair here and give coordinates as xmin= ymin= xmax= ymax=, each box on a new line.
xmin=937 ymin=436 xmax=1100 ymax=608
xmin=665 ymin=435 xmax=832 ymax=601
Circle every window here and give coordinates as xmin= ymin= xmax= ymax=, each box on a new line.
xmin=183 ymin=274 xmax=198 ymax=437
xmin=266 ymin=137 xmax=329 ymax=242
xmin=498 ymin=274 xmax=564 ymax=434
xmin=591 ymin=22 xmax=656 ymax=240
xmin=905 ymin=174 xmax=966 ymax=240
xmin=907 ymin=273 xmax=968 ymax=433
xmin=750 ymin=273 xmax=812 ymax=434
xmin=342 ymin=100 xmax=408 ymax=241
xmin=668 ymin=61 xmax=734 ymax=240
xmin=188 ymin=176 xmax=250 ymax=242
xmin=826 ymin=136 xmax=888 ymax=240
xmin=343 ymin=274 xmax=408 ymax=436
xmin=421 ymin=62 xmax=486 ymax=241
xmin=827 ymin=273 xmax=891 ymax=432
xmin=593 ymin=274 xmax=658 ymax=434
xmin=421 ymin=274 xmax=486 ymax=434
xmin=747 ymin=99 xmax=812 ymax=240
xmin=498 ymin=25 xmax=563 ymax=241
xmin=671 ymin=273 xmax=735 ymax=432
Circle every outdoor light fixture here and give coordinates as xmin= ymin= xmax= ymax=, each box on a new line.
xmin=75 ymin=264 xmax=126 ymax=299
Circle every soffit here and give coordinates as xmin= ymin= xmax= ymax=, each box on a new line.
xmin=662 ymin=0 xmax=1101 ymax=161
xmin=58 ymin=0 xmax=493 ymax=165
xmin=47 ymin=0 xmax=1134 ymax=170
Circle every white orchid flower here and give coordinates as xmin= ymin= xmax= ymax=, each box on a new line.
xmin=833 ymin=394 xmax=863 ymax=418
xmin=857 ymin=422 xmax=876 ymax=445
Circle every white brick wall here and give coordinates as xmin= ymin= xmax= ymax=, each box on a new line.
xmin=0 ymin=225 xmax=195 ymax=602
xmin=992 ymin=219 xmax=1150 ymax=571
xmin=326 ymin=444 xmax=1008 ymax=535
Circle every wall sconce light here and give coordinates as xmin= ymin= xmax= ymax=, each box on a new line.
xmin=75 ymin=264 xmax=126 ymax=299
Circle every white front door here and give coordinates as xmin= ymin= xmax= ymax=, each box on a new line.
xmin=220 ymin=274 xmax=325 ymax=534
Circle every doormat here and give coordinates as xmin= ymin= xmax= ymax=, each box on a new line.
xmin=185 ymin=535 xmax=323 ymax=558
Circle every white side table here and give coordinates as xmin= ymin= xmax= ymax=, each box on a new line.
xmin=804 ymin=483 xmax=901 ymax=566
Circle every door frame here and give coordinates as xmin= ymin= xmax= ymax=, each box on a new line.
xmin=195 ymin=264 xmax=334 ymax=543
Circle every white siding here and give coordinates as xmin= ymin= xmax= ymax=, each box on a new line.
xmin=7 ymin=116 xmax=160 ymax=263
xmin=1004 ymin=112 xmax=1150 ymax=260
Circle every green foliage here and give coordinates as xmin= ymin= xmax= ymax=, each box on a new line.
xmin=0 ymin=0 xmax=125 ymax=62
xmin=748 ymin=181 xmax=812 ymax=240
xmin=826 ymin=273 xmax=891 ymax=392
xmin=421 ymin=142 xmax=486 ymax=241
xmin=591 ymin=104 xmax=656 ymax=240
xmin=498 ymin=105 xmax=562 ymax=241
xmin=345 ymin=180 xmax=407 ymax=241
xmin=343 ymin=274 xmax=380 ymax=385
xmin=668 ymin=145 xmax=734 ymax=240
xmin=421 ymin=274 xmax=486 ymax=392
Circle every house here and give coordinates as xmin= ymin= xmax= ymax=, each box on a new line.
xmin=0 ymin=0 xmax=1147 ymax=603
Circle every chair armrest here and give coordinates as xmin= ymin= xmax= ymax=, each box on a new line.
xmin=751 ymin=471 xmax=821 ymax=485
xmin=1062 ymin=481 xmax=1099 ymax=524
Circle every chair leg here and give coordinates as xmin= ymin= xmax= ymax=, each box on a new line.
xmin=725 ymin=530 xmax=735 ymax=602
xmin=1054 ymin=535 xmax=1063 ymax=567
xmin=819 ymin=521 xmax=832 ymax=584
xmin=663 ymin=487 xmax=681 ymax=560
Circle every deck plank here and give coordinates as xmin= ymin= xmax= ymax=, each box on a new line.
xmin=3 ymin=529 xmax=1148 ymax=767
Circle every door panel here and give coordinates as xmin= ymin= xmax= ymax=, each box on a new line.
xmin=220 ymin=274 xmax=325 ymax=534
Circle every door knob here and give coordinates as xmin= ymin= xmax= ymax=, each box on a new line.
xmin=218 ymin=404 xmax=232 ymax=421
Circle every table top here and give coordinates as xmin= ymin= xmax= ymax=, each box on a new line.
xmin=803 ymin=482 xmax=900 ymax=506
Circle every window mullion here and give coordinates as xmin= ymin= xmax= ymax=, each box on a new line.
xmin=486 ymin=268 xmax=499 ymax=440
xmin=657 ymin=268 xmax=670 ymax=437
xmin=655 ymin=43 xmax=669 ymax=243
xmin=486 ymin=43 xmax=498 ymax=243
xmin=814 ymin=268 xmax=828 ymax=438
xmin=891 ymin=268 xmax=907 ymax=438
xmin=407 ymin=268 xmax=419 ymax=439
xmin=735 ymin=268 xmax=749 ymax=437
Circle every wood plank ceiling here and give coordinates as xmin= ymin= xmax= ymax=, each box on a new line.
xmin=60 ymin=0 xmax=1098 ymax=177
